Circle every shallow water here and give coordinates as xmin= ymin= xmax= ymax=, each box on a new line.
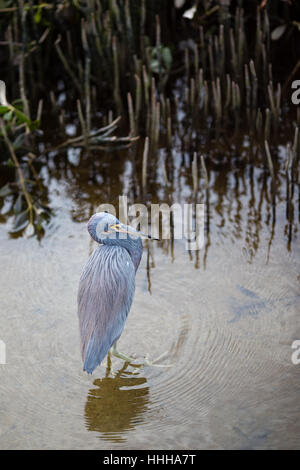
xmin=0 ymin=141 xmax=300 ymax=450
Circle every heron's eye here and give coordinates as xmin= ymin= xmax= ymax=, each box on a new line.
xmin=101 ymin=223 xmax=109 ymax=233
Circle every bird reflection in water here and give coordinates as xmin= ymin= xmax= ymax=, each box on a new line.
xmin=84 ymin=359 xmax=150 ymax=442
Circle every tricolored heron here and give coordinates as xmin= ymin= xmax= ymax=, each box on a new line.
xmin=77 ymin=212 xmax=166 ymax=374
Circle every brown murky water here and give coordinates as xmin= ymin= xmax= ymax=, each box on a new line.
xmin=0 ymin=137 xmax=300 ymax=449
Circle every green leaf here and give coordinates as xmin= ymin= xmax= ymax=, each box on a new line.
xmin=3 ymin=110 xmax=12 ymax=121
xmin=292 ymin=21 xmax=300 ymax=32
xmin=13 ymin=107 xmax=32 ymax=126
xmin=162 ymin=47 xmax=172 ymax=70
xmin=0 ymin=105 xmax=10 ymax=115
xmin=0 ymin=183 xmax=12 ymax=197
xmin=14 ymin=193 xmax=23 ymax=214
xmin=11 ymin=99 xmax=24 ymax=110
xmin=271 ymin=24 xmax=287 ymax=41
xmin=149 ymin=45 xmax=172 ymax=75
xmin=29 ymin=119 xmax=40 ymax=131
xmin=34 ymin=6 xmax=42 ymax=24
xmin=13 ymin=133 xmax=25 ymax=150
xmin=10 ymin=210 xmax=29 ymax=233
xmin=7 ymin=159 xmax=15 ymax=168
xmin=150 ymin=59 xmax=160 ymax=74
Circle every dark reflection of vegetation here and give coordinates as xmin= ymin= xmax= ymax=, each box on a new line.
xmin=84 ymin=361 xmax=149 ymax=442
xmin=0 ymin=0 xmax=299 ymax=250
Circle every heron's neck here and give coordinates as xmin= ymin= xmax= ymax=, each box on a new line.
xmin=100 ymin=236 xmax=143 ymax=272
xmin=123 ymin=238 xmax=143 ymax=272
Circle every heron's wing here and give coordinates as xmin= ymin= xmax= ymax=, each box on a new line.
xmin=77 ymin=245 xmax=135 ymax=373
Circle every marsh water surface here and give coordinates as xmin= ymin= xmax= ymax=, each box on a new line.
xmin=0 ymin=137 xmax=299 ymax=450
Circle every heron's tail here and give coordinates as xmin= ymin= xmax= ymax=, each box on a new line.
xmin=83 ymin=333 xmax=109 ymax=374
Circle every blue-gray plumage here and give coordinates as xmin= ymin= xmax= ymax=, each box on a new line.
xmin=78 ymin=212 xmax=144 ymax=374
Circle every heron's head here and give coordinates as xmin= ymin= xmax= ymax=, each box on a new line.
xmin=87 ymin=211 xmax=157 ymax=245
xmin=87 ymin=211 xmax=156 ymax=270
xmin=87 ymin=212 xmax=120 ymax=243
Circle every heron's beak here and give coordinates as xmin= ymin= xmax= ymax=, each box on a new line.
xmin=110 ymin=223 xmax=159 ymax=241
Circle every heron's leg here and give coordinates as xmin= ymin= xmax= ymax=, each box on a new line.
xmin=111 ymin=342 xmax=172 ymax=368
xmin=105 ymin=351 xmax=114 ymax=377
xmin=143 ymin=352 xmax=172 ymax=368
xmin=111 ymin=341 xmax=137 ymax=364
